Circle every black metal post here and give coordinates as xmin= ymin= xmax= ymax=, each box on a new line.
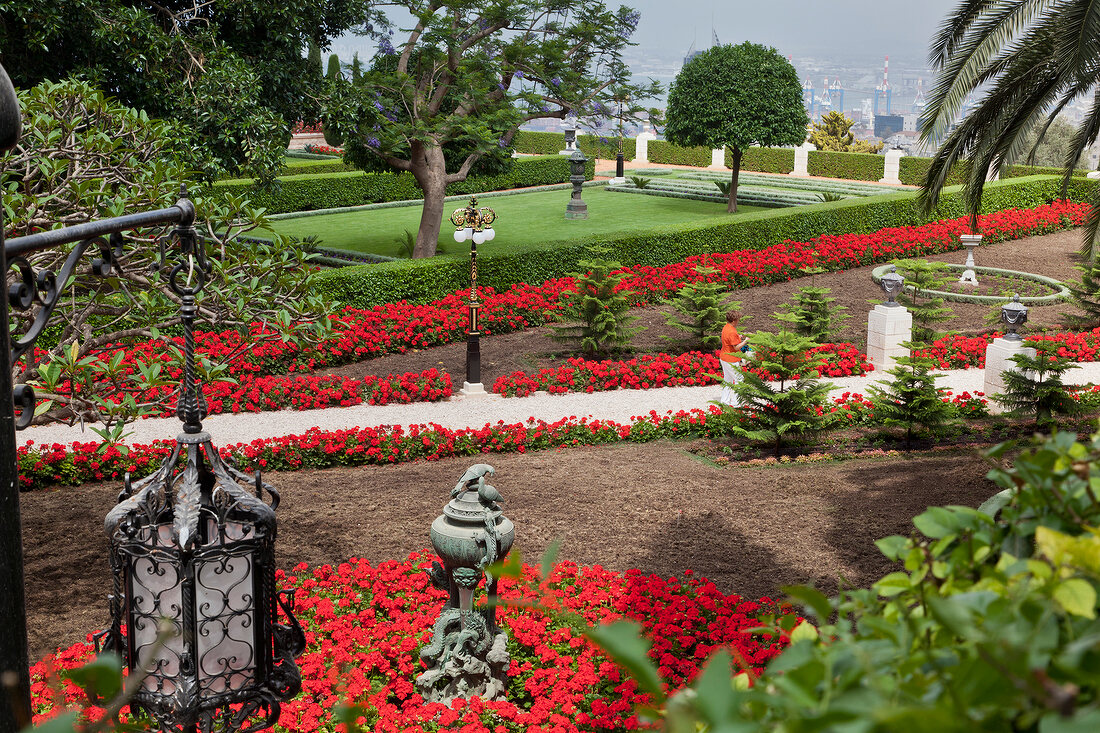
xmin=0 ymin=63 xmax=30 ymax=733
xmin=615 ymin=99 xmax=625 ymax=179
xmin=465 ymin=241 xmax=480 ymax=387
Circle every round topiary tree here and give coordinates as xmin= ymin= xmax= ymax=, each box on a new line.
xmin=664 ymin=42 xmax=808 ymax=213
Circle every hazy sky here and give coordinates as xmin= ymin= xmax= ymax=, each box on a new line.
xmin=627 ymin=0 xmax=962 ymax=60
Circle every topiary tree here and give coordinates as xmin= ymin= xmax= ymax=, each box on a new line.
xmin=994 ymin=339 xmax=1081 ymax=428
xmin=308 ymin=42 xmax=324 ymax=84
xmin=728 ymin=321 xmax=835 ymax=456
xmin=664 ymin=42 xmax=807 ymax=213
xmin=867 ymin=347 xmax=953 ymax=448
xmin=351 ymin=52 xmax=362 ymax=84
xmin=662 ymin=266 xmax=738 ymax=351
xmin=2 ymin=80 xmax=332 ymax=432
xmin=551 ymin=249 xmax=643 ymax=358
xmin=892 ymin=258 xmax=954 ymax=342
xmin=779 ymin=267 xmax=849 ymax=342
xmin=326 ymin=53 xmax=342 ymax=80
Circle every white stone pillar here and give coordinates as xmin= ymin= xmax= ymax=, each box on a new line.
xmin=635 ymin=132 xmax=656 ymax=164
xmin=983 ymin=338 xmax=1035 ymax=406
xmin=790 ymin=143 xmax=814 ymax=177
xmin=867 ymin=303 xmax=912 ymax=373
xmin=709 ymin=147 xmax=727 ymax=169
xmin=879 ymin=149 xmax=904 ymax=184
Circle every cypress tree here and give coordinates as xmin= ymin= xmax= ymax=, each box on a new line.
xmin=326 ymin=53 xmax=342 ymax=80
xmin=351 ymin=53 xmax=362 ymax=84
xmin=307 ymin=42 xmax=323 ymax=82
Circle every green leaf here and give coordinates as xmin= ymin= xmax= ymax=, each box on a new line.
xmin=782 ymin=585 xmax=832 ymax=621
xmin=540 ymin=539 xmax=562 ymax=582
xmin=875 ymin=535 xmax=910 ymax=561
xmin=584 ymin=620 xmax=665 ymax=702
xmin=20 ymin=711 xmax=80 ymax=733
xmin=1053 ymin=579 xmax=1097 ymax=619
xmin=63 ymin=653 xmax=124 ymax=700
xmin=693 ymin=649 xmax=734 ymax=724
xmin=874 ymin=571 xmax=913 ymax=597
xmin=1039 ymin=709 xmax=1100 ymax=733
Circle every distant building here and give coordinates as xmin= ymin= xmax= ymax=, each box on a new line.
xmin=874 ymin=114 xmax=904 ymax=139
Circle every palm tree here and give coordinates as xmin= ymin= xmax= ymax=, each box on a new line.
xmin=918 ymin=2 xmax=1100 ymax=259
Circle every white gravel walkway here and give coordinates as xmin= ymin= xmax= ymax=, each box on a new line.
xmin=18 ymin=362 xmax=1100 ymax=447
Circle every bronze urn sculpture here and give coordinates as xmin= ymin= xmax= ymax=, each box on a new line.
xmin=416 ymin=465 xmax=515 ymax=704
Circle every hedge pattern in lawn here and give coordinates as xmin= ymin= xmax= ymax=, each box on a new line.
xmin=316 ymin=179 xmax=1093 ymax=307
xmin=209 ymin=155 xmax=595 ymax=214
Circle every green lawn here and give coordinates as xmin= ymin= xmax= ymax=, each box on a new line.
xmin=269 ymin=187 xmax=766 ymax=257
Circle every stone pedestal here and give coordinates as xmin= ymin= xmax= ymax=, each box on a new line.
xmin=867 ymin=304 xmax=912 ymax=373
xmin=709 ymin=147 xmax=727 ymax=170
xmin=455 ymin=382 xmax=501 ymax=400
xmin=984 ymin=338 xmax=1035 ymax=404
xmin=635 ymin=132 xmax=656 ymax=163
xmin=959 ymin=233 xmax=981 ymax=285
xmin=790 ymin=143 xmax=814 ymax=177
xmin=879 ymin=149 xmax=904 ymax=184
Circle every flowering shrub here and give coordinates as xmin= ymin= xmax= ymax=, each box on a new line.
xmin=301 ymin=143 xmax=343 ymax=156
xmin=30 ymin=555 xmax=790 ymax=732
xmin=493 ymin=347 xmax=874 ymax=397
xmin=292 ymin=122 xmax=324 ymax=134
xmin=16 ymin=409 xmax=731 ymax=489
xmin=915 ymin=327 xmax=1100 ymax=370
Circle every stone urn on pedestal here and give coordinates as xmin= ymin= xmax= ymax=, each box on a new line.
xmin=416 ymin=465 xmax=515 ymax=704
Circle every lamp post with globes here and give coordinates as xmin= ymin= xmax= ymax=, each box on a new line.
xmin=450 ymin=197 xmax=497 ymax=395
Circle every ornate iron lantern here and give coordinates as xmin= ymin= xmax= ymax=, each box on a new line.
xmin=450 ymin=195 xmax=496 ymax=246
xmin=879 ymin=265 xmax=905 ymax=306
xmin=416 ymin=465 xmax=515 ymax=704
xmin=559 ymin=113 xmax=578 ymax=152
xmin=565 ymin=150 xmax=588 ymax=220
xmin=97 ymin=215 xmax=304 ymax=733
xmin=449 ymin=197 xmax=498 ymax=393
xmin=1001 ymin=294 xmax=1029 ymax=341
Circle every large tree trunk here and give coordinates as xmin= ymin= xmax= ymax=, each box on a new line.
xmin=410 ymin=145 xmax=449 ymax=258
xmin=727 ymin=147 xmax=743 ymax=214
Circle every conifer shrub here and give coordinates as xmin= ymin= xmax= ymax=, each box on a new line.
xmin=892 ymin=258 xmax=954 ymax=342
xmin=867 ymin=347 xmax=953 ymax=447
xmin=729 ymin=319 xmax=835 ymax=456
xmin=550 ymin=248 xmax=644 ymax=357
xmin=662 ymin=265 xmax=738 ymax=351
xmin=780 ymin=267 xmax=849 ymax=342
xmin=994 ymin=340 xmax=1081 ymax=427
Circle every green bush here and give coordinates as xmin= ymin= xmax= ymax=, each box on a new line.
xmin=807 ymin=150 xmax=885 ymax=181
xmin=315 ymin=175 xmax=1094 ymax=307
xmin=898 ymin=156 xmax=970 ymax=186
xmin=512 ymin=130 xmax=636 ymax=161
xmin=648 ymin=139 xmax=711 ymax=167
xmin=737 ymin=146 xmax=796 ymax=174
xmin=209 ymin=155 xmax=594 ymax=214
xmin=279 ymin=158 xmax=356 ymax=176
xmin=512 ymin=130 xmax=566 ymax=155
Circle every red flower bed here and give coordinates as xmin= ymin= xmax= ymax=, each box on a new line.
xmin=915 ymin=327 xmax=1100 ymax=370
xmin=492 ymin=346 xmax=874 ymax=397
xmin=30 ymin=555 xmax=790 ymax=732
xmin=17 ymin=409 xmax=731 ymax=489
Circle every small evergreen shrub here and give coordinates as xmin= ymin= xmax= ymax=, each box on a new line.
xmin=892 ymin=258 xmax=954 ymax=342
xmin=628 ymin=175 xmax=651 ymax=189
xmin=994 ymin=339 xmax=1081 ymax=427
xmin=730 ymin=322 xmax=835 ymax=456
xmin=867 ymin=347 xmax=953 ymax=447
xmin=662 ymin=266 xmax=738 ymax=350
xmin=779 ymin=267 xmax=849 ymax=341
xmin=550 ymin=249 xmax=644 ymax=357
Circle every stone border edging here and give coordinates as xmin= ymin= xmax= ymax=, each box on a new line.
xmin=870 ymin=263 xmax=1070 ymax=304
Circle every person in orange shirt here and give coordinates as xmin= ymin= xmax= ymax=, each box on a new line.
xmin=718 ymin=310 xmax=750 ymax=406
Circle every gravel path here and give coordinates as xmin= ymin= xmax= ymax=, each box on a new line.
xmin=19 ymin=362 xmax=1100 ymax=447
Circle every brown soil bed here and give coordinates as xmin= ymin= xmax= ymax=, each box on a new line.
xmin=22 ymin=442 xmax=1002 ymax=660
xmin=322 ymin=229 xmax=1090 ymax=383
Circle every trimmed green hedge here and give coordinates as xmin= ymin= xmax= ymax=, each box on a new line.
xmin=281 ymin=157 xmax=356 ymax=175
xmin=737 ymin=147 xmax=796 ymax=174
xmin=807 ymin=150 xmax=886 ymax=181
xmin=512 ymin=130 xmax=636 ymax=161
xmin=315 ymin=174 xmax=1091 ymax=308
xmin=210 ymin=155 xmax=594 ymax=214
xmin=648 ymin=140 xmax=711 ymax=167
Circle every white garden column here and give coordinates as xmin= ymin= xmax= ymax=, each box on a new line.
xmin=868 ymin=266 xmax=911 ymax=373
xmin=984 ymin=296 xmax=1031 ymax=406
xmin=790 ymin=143 xmax=814 ymax=177
xmin=709 ymin=147 xmax=727 ymax=170
xmin=879 ymin=148 xmax=904 ymax=184
xmin=635 ymin=132 xmax=656 ymax=164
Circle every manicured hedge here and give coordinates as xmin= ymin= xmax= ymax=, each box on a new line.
xmin=512 ymin=130 xmax=636 ymax=161
xmin=280 ymin=157 xmax=356 ymax=176
xmin=648 ymin=139 xmax=711 ymax=167
xmin=315 ymin=174 xmax=1092 ymax=308
xmin=209 ymin=155 xmax=594 ymax=214
xmin=736 ymin=147 xmax=796 ymax=174
xmin=807 ymin=150 xmax=886 ymax=181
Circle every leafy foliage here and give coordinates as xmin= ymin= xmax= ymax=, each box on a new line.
xmin=1 ymin=80 xmax=331 ymax=429
xmin=778 ymin=268 xmax=849 ymax=341
xmin=664 ymin=42 xmax=807 ymax=212
xmin=628 ymin=175 xmax=651 ymax=189
xmin=995 ymin=339 xmax=1082 ymax=427
xmin=0 ymin=0 xmax=375 ymax=180
xmin=324 ymin=1 xmax=660 ymax=258
xmin=1065 ymin=259 xmax=1100 ymax=330
xmin=729 ymin=323 xmax=835 ymax=456
xmin=550 ymin=249 xmax=643 ymax=357
xmin=892 ymin=258 xmax=954 ymax=342
xmin=867 ymin=348 xmax=953 ymax=446
xmin=662 ymin=266 xmax=737 ymax=350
